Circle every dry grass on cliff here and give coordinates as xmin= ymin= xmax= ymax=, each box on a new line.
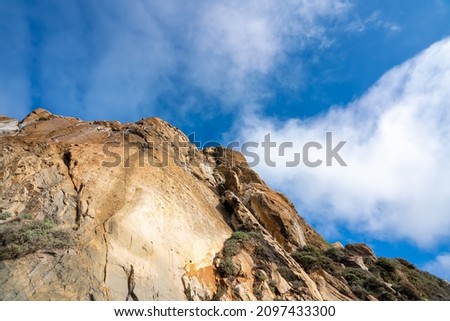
xmin=0 ymin=216 xmax=73 ymax=260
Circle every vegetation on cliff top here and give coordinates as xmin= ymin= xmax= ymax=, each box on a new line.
xmin=215 ymin=231 xmax=450 ymax=301
xmin=292 ymin=245 xmax=450 ymax=301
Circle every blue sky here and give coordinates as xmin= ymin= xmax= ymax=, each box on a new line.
xmin=1 ymin=0 xmax=450 ymax=280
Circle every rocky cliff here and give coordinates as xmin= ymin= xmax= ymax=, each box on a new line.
xmin=1 ymin=109 xmax=449 ymax=301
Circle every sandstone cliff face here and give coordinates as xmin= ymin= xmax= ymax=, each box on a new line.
xmin=1 ymin=109 xmax=449 ymax=301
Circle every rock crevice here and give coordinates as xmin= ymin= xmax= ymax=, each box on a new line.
xmin=1 ymin=109 xmax=449 ymax=301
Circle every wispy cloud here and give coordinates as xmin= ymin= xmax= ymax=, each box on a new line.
xmin=424 ymin=253 xmax=450 ymax=281
xmin=188 ymin=0 xmax=351 ymax=109
xmin=0 ymin=0 xmax=351 ymax=121
xmin=238 ymin=37 xmax=450 ymax=248
xmin=346 ymin=10 xmax=401 ymax=33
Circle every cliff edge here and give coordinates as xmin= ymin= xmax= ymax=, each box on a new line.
xmin=1 ymin=109 xmax=449 ymax=301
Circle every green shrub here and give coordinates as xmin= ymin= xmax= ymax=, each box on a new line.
xmin=0 ymin=212 xmax=12 ymax=220
xmin=291 ymin=280 xmax=305 ymax=288
xmin=350 ymin=284 xmax=367 ymax=300
xmin=395 ymin=258 xmax=416 ymax=270
xmin=277 ymin=265 xmax=298 ymax=282
xmin=393 ymin=282 xmax=421 ymax=300
xmin=370 ymin=258 xmax=401 ymax=284
xmin=343 ymin=268 xmax=368 ymax=288
xmin=399 ymin=267 xmax=449 ymax=300
xmin=292 ymin=247 xmax=337 ymax=274
xmin=218 ymin=257 xmax=237 ymax=277
xmin=20 ymin=213 xmax=33 ymax=220
xmin=230 ymin=231 xmax=252 ymax=241
xmin=364 ymin=276 xmax=385 ymax=293
xmin=286 ymin=243 xmax=450 ymax=301
xmin=0 ymin=219 xmax=72 ymax=260
xmin=223 ymin=238 xmax=240 ymax=257
xmin=376 ymin=258 xmax=397 ymax=273
xmin=254 ymin=243 xmax=276 ymax=261
xmin=212 ymin=285 xmax=227 ymax=301
xmin=378 ymin=290 xmax=397 ymax=301
xmin=292 ymin=254 xmax=320 ymax=271
xmin=219 ymin=231 xmax=265 ymax=278
xmin=301 ymin=245 xmax=322 ymax=256
xmin=324 ymin=247 xmax=345 ymax=261
xmin=222 ymin=231 xmax=262 ymax=257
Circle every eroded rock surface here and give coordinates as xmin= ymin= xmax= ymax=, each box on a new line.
xmin=1 ymin=109 xmax=449 ymax=301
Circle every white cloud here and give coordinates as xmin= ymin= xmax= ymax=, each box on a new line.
xmin=347 ymin=11 xmax=401 ymax=33
xmin=188 ymin=0 xmax=351 ymax=109
xmin=238 ymin=37 xmax=450 ymax=248
xmin=0 ymin=0 xmax=351 ymax=121
xmin=424 ymin=254 xmax=450 ymax=281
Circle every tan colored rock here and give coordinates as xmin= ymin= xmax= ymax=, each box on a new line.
xmin=0 ymin=116 xmax=19 ymax=133
xmin=19 ymin=108 xmax=54 ymax=128
xmin=258 ymin=281 xmax=276 ymax=300
xmin=0 ymin=109 xmax=346 ymax=301
xmin=212 ymin=147 xmax=328 ymax=252
xmin=3 ymin=109 xmax=446 ymax=301
xmin=331 ymin=242 xmax=344 ymax=250
xmin=310 ymin=269 xmax=358 ymax=301
xmin=342 ymin=255 xmax=369 ymax=271
xmin=271 ymin=265 xmax=291 ymax=295
xmin=234 ymin=283 xmax=257 ymax=301
xmin=1 ymin=110 xmax=231 ymax=300
xmin=345 ymin=243 xmax=377 ymax=264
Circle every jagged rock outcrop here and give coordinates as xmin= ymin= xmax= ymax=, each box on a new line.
xmin=1 ymin=109 xmax=449 ymax=301
xmin=0 ymin=116 xmax=19 ymax=133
